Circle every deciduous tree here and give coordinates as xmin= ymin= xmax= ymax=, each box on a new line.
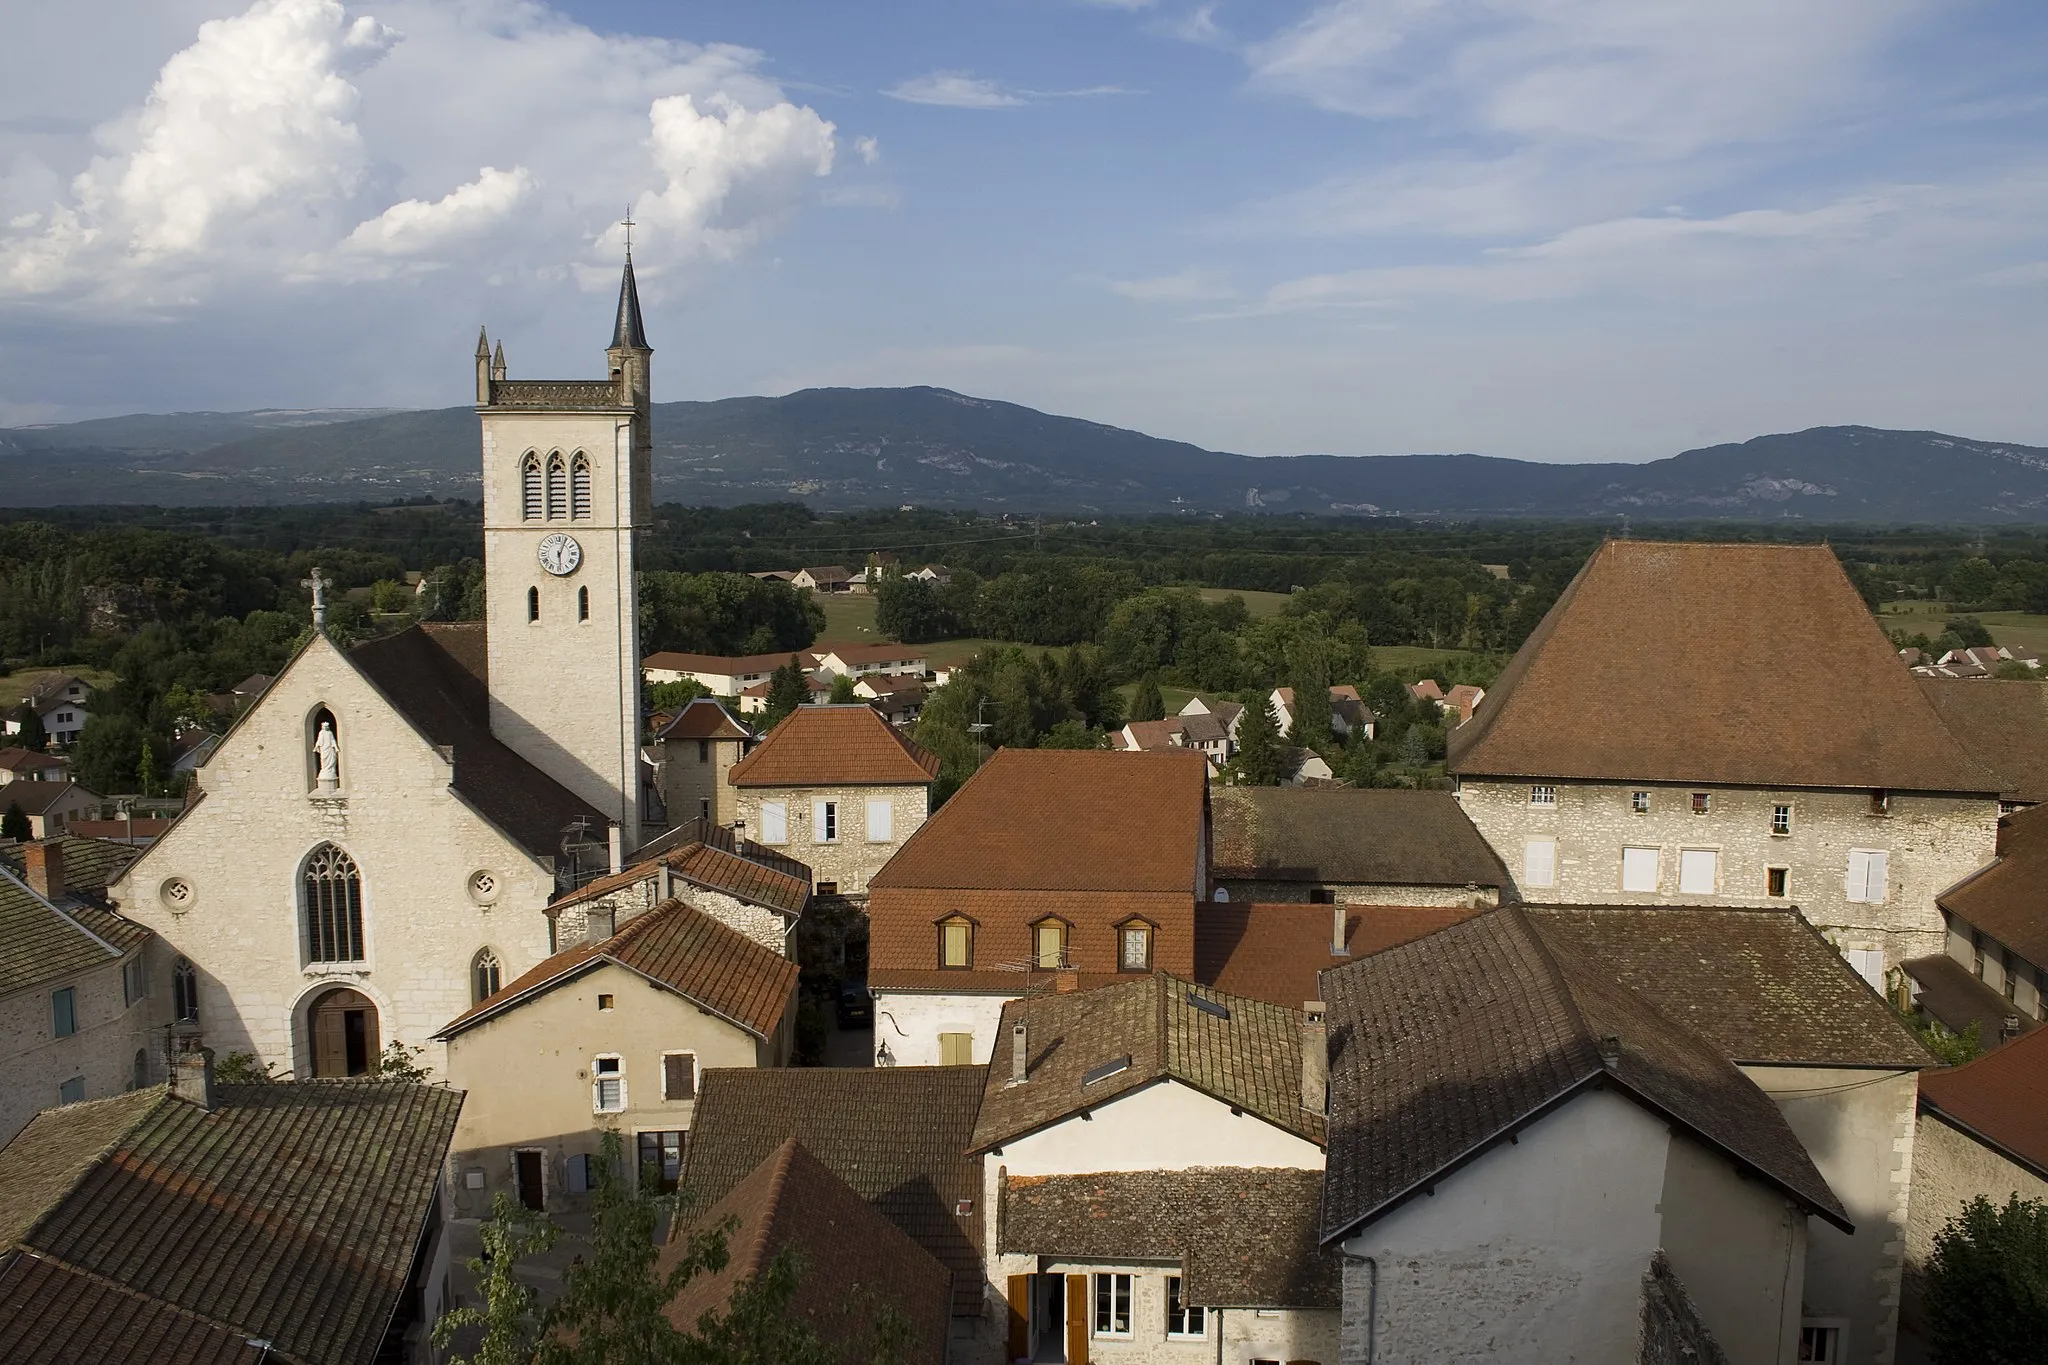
xmin=1925 ymin=1194 xmax=2048 ymax=1364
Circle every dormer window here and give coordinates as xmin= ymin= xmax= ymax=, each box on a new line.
xmin=1116 ymin=918 xmax=1154 ymax=973
xmin=1031 ymin=917 xmax=1069 ymax=971
xmin=938 ymin=915 xmax=975 ymax=970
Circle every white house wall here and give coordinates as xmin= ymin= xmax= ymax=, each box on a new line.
xmin=871 ymin=989 xmax=1013 ymax=1066
xmin=1656 ymin=1121 xmax=1808 ymax=1365
xmin=997 ymin=1079 xmax=1326 ymax=1175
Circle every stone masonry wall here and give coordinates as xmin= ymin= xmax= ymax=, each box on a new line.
xmin=1218 ymin=879 xmax=1498 ymax=908
xmin=734 ymin=782 xmax=929 ymax=896
xmin=1900 ymin=1112 xmax=2048 ymax=1338
xmin=1459 ymin=778 xmax=1998 ymax=968
xmin=0 ymin=952 xmax=151 ymax=1145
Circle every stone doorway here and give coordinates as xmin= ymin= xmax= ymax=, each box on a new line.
xmin=309 ymin=987 xmax=379 ymax=1077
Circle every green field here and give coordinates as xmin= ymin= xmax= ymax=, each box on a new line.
xmin=1370 ymin=646 xmax=1489 ymax=681
xmin=1879 ymin=601 xmax=2048 ymax=653
xmin=1196 ymin=586 xmax=1292 ymax=618
xmin=814 ymin=592 xmax=880 ymax=642
xmin=5 ymin=664 xmax=119 ymax=694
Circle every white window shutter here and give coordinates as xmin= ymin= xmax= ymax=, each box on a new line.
xmin=1523 ymin=839 xmax=1557 ymax=889
xmin=1847 ymin=850 xmax=1888 ymax=904
xmin=1845 ymin=948 xmax=1886 ymax=992
xmin=813 ymin=799 xmax=831 ymax=843
xmin=1678 ymin=849 xmax=1718 ymax=895
xmin=867 ymin=797 xmax=893 ymax=843
xmin=1620 ymin=847 xmax=1660 ymax=893
xmin=761 ymin=801 xmax=787 ymax=844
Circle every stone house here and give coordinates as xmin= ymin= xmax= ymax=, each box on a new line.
xmin=1208 ymin=786 xmax=1506 ymax=907
xmin=543 ymin=826 xmax=813 ymax=956
xmin=0 ymin=841 xmax=153 ymax=1146
xmin=975 ymin=974 xmax=1339 ymax=1365
xmin=729 ymin=703 xmax=939 ymax=899
xmin=1449 ymin=541 xmax=2004 ymax=977
xmin=0 ymin=780 xmax=101 ymax=838
xmin=1900 ymin=799 xmax=2048 ymax=1043
xmin=866 ymin=748 xmax=1209 ymax=1067
xmin=792 ymin=565 xmax=852 ymax=593
xmin=654 ymin=696 xmax=752 ymax=827
xmin=436 ymin=898 xmax=797 ymax=1215
xmin=1270 ymin=683 xmax=1374 ymax=740
xmin=0 ymin=1063 xmax=462 ymax=1365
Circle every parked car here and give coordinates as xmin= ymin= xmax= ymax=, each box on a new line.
xmin=835 ymin=982 xmax=873 ymax=1027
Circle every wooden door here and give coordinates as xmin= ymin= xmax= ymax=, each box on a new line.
xmin=1066 ymin=1274 xmax=1089 ymax=1365
xmin=310 ymin=989 xmax=378 ymax=1077
xmin=1006 ymin=1275 xmax=1028 ymax=1361
xmin=515 ymin=1151 xmax=545 ymax=1210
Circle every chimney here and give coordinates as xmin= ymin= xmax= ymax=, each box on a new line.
xmin=1301 ymin=1002 xmax=1327 ymax=1113
xmin=657 ymin=859 xmax=673 ymax=903
xmin=1054 ymin=969 xmax=1080 ymax=995
xmin=1329 ymin=902 xmax=1348 ymax=958
xmin=1598 ymin=1033 xmax=1622 ymax=1069
xmin=1009 ymin=1021 xmax=1029 ymax=1086
xmin=173 ymin=1047 xmax=216 ymax=1110
xmin=607 ymin=822 xmax=624 ymax=875
xmin=23 ymin=839 xmax=66 ymax=903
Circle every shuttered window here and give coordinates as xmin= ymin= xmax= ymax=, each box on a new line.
xmin=1620 ymin=846 xmax=1660 ymax=893
xmin=545 ymin=454 xmax=567 ymax=520
xmin=866 ymin=797 xmax=893 ymax=842
xmin=813 ymin=800 xmax=837 ymax=843
xmin=939 ymin=1032 xmax=974 ymax=1066
xmin=1523 ymin=838 xmax=1557 ymax=889
xmin=1846 ymin=849 xmax=1889 ymax=903
xmin=760 ymin=801 xmax=787 ymax=844
xmin=662 ymin=1052 xmax=697 ymax=1101
xmin=521 ymin=455 xmax=542 ymax=520
xmin=592 ymin=1055 xmax=624 ymax=1112
xmin=1678 ymin=848 xmax=1719 ymax=895
xmin=570 ymin=454 xmax=591 ymax=519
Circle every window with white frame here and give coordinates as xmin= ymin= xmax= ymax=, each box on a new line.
xmin=1166 ymin=1276 xmax=1207 ymax=1339
xmin=866 ymin=796 xmax=894 ymax=842
xmin=1092 ymin=1273 xmax=1132 ymax=1337
xmin=1631 ymin=790 xmax=1650 ymax=815
xmin=1842 ymin=949 xmax=1886 ymax=994
xmin=1678 ymin=848 xmax=1719 ymax=895
xmin=812 ymin=800 xmax=838 ymax=843
xmin=592 ymin=1055 xmax=625 ymax=1112
xmin=1523 ymin=838 xmax=1557 ymax=889
xmin=1529 ymin=784 xmax=1557 ymax=806
xmin=1620 ymin=846 xmax=1660 ymax=893
xmin=1772 ymin=804 xmax=1792 ymax=836
xmin=759 ymin=800 xmax=788 ymax=845
xmin=1799 ymin=1320 xmax=1844 ymax=1362
xmin=1846 ymin=849 xmax=1889 ymax=904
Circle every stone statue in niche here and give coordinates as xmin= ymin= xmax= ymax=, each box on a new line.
xmin=314 ymin=720 xmax=340 ymax=793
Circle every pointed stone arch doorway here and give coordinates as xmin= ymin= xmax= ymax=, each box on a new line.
xmin=308 ymin=987 xmax=379 ymax=1077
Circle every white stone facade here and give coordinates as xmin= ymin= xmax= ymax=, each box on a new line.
xmin=0 ymin=951 xmax=151 ymax=1145
xmin=1459 ymin=778 xmax=1998 ymax=968
xmin=870 ymin=989 xmax=1014 ymax=1066
xmin=1214 ymin=879 xmax=1498 ymax=909
xmin=107 ymin=636 xmax=558 ymax=1082
xmin=735 ymin=781 xmax=927 ymax=896
xmin=555 ymin=875 xmax=791 ymax=958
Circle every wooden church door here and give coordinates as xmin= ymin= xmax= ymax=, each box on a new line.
xmin=310 ymin=988 xmax=379 ymax=1077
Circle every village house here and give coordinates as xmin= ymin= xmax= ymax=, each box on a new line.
xmin=0 ymin=1058 xmax=463 ymax=1365
xmin=2 ymin=674 xmax=91 ymax=747
xmin=811 ymin=642 xmax=931 ymax=678
xmin=729 ymin=703 xmax=939 ymax=899
xmin=435 ymin=897 xmax=797 ymax=1215
xmin=908 ymin=564 xmax=953 ymax=584
xmin=0 ymin=779 xmax=101 ymax=838
xmin=642 ymin=648 xmax=804 ymax=697
xmin=0 ymin=833 xmax=142 ymax=909
xmin=1193 ymin=899 xmax=1481 ymax=1009
xmin=792 ymin=565 xmax=853 ymax=593
xmin=976 ymin=975 xmax=1338 ymax=1365
xmin=1208 ymin=786 xmax=1507 ymax=907
xmin=654 ymin=696 xmax=752 ymax=827
xmin=1116 ymin=703 xmax=1242 ymax=772
xmin=541 ymin=823 xmax=813 ymax=956
xmin=1270 ymin=683 xmax=1375 ymax=740
xmin=866 ymin=747 xmax=1209 ymax=1066
xmin=1899 ymin=799 xmax=2048 ymax=1043
xmin=853 ymin=671 xmax=928 ymax=727
xmin=735 ymin=666 xmax=835 ymax=713
xmin=0 ymin=841 xmax=153 ymax=1145
xmin=0 ymin=746 xmax=68 ymax=785
xmin=1449 ymin=540 xmax=2005 ymax=978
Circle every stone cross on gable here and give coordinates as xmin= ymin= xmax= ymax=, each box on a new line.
xmin=302 ymin=567 xmax=332 ymax=631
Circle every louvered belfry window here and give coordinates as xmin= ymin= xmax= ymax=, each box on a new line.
xmin=303 ymin=844 xmax=365 ymax=962
xmin=546 ymin=453 xmax=567 ymax=520
xmin=571 ymin=454 xmax=592 ymax=519
xmin=521 ymin=454 xmax=542 ymax=520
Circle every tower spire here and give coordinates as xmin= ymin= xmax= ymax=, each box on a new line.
xmin=610 ymin=208 xmax=649 ymax=352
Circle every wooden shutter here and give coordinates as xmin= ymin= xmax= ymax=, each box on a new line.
xmin=1006 ymin=1276 xmax=1029 ymax=1361
xmin=813 ymin=799 xmax=833 ymax=842
xmin=1066 ymin=1274 xmax=1090 ymax=1365
xmin=664 ymin=1053 xmax=696 ymax=1101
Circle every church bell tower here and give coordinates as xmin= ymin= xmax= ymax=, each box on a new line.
xmin=474 ymin=261 xmax=652 ymax=842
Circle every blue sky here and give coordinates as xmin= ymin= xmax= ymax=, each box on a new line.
xmin=3 ymin=0 xmax=2047 ymax=461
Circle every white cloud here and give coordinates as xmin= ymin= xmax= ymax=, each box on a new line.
xmin=343 ymin=165 xmax=534 ymax=259
xmin=884 ymin=72 xmax=1026 ymax=109
xmin=1106 ymin=266 xmax=1235 ymax=302
xmin=854 ymin=136 xmax=881 ymax=165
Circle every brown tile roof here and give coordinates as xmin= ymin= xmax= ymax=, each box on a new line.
xmin=1196 ymin=902 xmax=1482 ymax=1009
xmin=0 ymin=1252 xmax=270 ymax=1365
xmin=643 ymin=650 xmax=802 ymax=676
xmin=438 ymin=897 xmax=797 ymax=1040
xmin=350 ymin=624 xmax=605 ymax=859
xmin=816 ymin=643 xmax=928 ymax=666
xmin=0 ymin=1088 xmax=164 ymax=1248
xmin=0 ymin=747 xmax=67 ymax=775
xmin=867 ymin=888 xmax=1196 ymax=981
xmin=1918 ymin=1025 xmax=2048 ymax=1178
xmin=1319 ymin=906 xmax=1849 ymax=1244
xmin=0 ymin=780 xmax=88 ymax=815
xmin=1898 ymin=954 xmax=2039 ymax=1043
xmin=0 ymin=863 xmax=140 ymax=998
xmin=1000 ymin=1168 xmax=1337 ymax=1308
xmin=1210 ymin=787 xmax=1507 ymax=888
xmin=1939 ymin=801 xmax=2048 ymax=967
xmin=0 ymin=1081 xmax=462 ymax=1365
xmin=1 ymin=836 xmax=145 ymax=909
xmin=728 ymin=704 xmax=940 ymax=788
xmin=971 ymin=973 xmax=1323 ymax=1152
xmin=677 ymin=1068 xmax=986 ymax=1315
xmin=871 ymin=747 xmax=1207 ymax=892
xmin=1448 ymin=541 xmax=2001 ymax=792
xmin=1917 ymin=679 xmax=2048 ymax=805
xmin=550 ymin=840 xmax=811 ymax=919
xmin=655 ymin=697 xmax=753 ymax=742
xmin=1523 ymin=904 xmax=1932 ymax=1068
xmin=1119 ymin=718 xmax=1183 ymax=752
xmin=661 ymin=1138 xmax=951 ymax=1364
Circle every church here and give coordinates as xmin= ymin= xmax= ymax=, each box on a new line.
xmin=108 ymin=265 xmax=657 ymax=1081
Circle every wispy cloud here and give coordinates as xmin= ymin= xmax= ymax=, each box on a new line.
xmin=1105 ymin=265 xmax=1235 ymax=302
xmin=884 ymin=70 xmax=1142 ymax=108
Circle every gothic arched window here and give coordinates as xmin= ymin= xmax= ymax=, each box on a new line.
xmin=521 ymin=453 xmax=542 ymax=520
xmin=545 ymin=453 xmax=567 ymax=520
xmin=303 ymin=844 xmax=365 ymax=963
xmin=570 ymin=454 xmax=592 ymax=520
xmin=472 ymin=948 xmax=503 ymax=1004
xmin=173 ymin=956 xmax=199 ymax=1022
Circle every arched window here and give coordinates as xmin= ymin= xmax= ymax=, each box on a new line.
xmin=472 ymin=948 xmax=503 ymax=1004
xmin=132 ymin=1048 xmax=149 ymax=1090
xmin=528 ymin=586 xmax=540 ymax=623
xmin=571 ymin=454 xmax=592 ymax=520
xmin=303 ymin=844 xmax=365 ymax=963
xmin=545 ymin=453 xmax=567 ymax=520
xmin=578 ymin=586 xmax=590 ymax=622
xmin=173 ymin=956 xmax=199 ymax=1022
xmin=521 ymin=453 xmax=542 ymax=520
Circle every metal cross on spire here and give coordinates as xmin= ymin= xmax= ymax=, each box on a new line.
xmin=301 ymin=566 xmax=332 ymax=632
xmin=622 ymin=205 xmax=635 ymax=263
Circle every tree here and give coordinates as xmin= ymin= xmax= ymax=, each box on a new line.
xmin=874 ymin=576 xmax=952 ymax=644
xmin=434 ymin=1193 xmax=560 ymax=1365
xmin=1232 ymin=695 xmax=1284 ymax=786
xmin=1130 ymin=673 xmax=1165 ymax=723
xmin=72 ymin=713 xmax=147 ymax=794
xmin=648 ymin=679 xmax=710 ymax=711
xmin=375 ymin=1040 xmax=431 ymax=1081
xmin=828 ymin=674 xmax=858 ymax=704
xmin=18 ymin=708 xmax=47 ymax=754
xmin=1287 ymin=636 xmax=1332 ymax=749
xmin=1995 ymin=660 xmax=2040 ymax=681
xmin=1038 ymin=719 xmax=1104 ymax=750
xmin=2 ymin=802 xmax=28 ymax=841
xmin=759 ymin=658 xmax=810 ymax=733
xmin=1398 ymin=722 xmax=1429 ymax=768
xmin=1924 ymin=1195 xmax=2048 ymax=1364
xmin=137 ymin=736 xmax=160 ymax=798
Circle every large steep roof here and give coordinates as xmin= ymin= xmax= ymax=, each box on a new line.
xmin=1209 ymin=786 xmax=1506 ymax=887
xmin=1449 ymin=540 xmax=2000 ymax=792
xmin=1916 ymin=678 xmax=2048 ymax=805
xmin=1918 ymin=1025 xmax=2048 ymax=1179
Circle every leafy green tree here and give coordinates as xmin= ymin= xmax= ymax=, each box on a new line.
xmin=1339 ymin=734 xmax=1379 ymax=788
xmin=1945 ymin=559 xmax=2001 ymax=607
xmin=214 ymin=1051 xmax=280 ymax=1084
xmin=375 ymin=1040 xmax=431 ymax=1081
xmin=1398 ymin=723 xmax=1429 ymax=768
xmin=1945 ymin=616 xmax=1994 ymax=648
xmin=137 ymin=736 xmax=160 ymax=797
xmin=72 ymin=713 xmax=147 ymax=794
xmin=648 ymin=679 xmax=710 ymax=711
xmin=18 ymin=708 xmax=48 ymax=754
xmin=1995 ymin=660 xmax=2039 ymax=681
xmin=370 ymin=579 xmax=415 ymax=613
xmin=1232 ymin=695 xmax=1284 ymax=786
xmin=1039 ymin=719 xmax=1104 ymax=750
xmin=759 ymin=659 xmax=810 ymax=733
xmin=434 ymin=1193 xmax=560 ymax=1365
xmin=1924 ymin=1195 xmax=2048 ymax=1365
xmin=874 ymin=576 xmax=953 ymax=644
xmin=1908 ymin=1015 xmax=1982 ymax=1066
xmin=828 ymin=674 xmax=859 ymax=704
xmin=2 ymin=802 xmax=29 ymax=841
xmin=1130 ymin=672 xmax=1165 ymax=723
xmin=640 ymin=572 xmax=824 ymax=656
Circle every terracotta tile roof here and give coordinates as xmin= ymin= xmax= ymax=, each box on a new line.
xmin=643 ymin=650 xmax=802 ymax=676
xmin=1898 ymin=954 xmax=2038 ymax=1043
xmin=677 ymin=1068 xmax=986 ymax=1315
xmin=871 ymin=748 xmax=1207 ymax=892
xmin=1523 ymin=904 xmax=1932 ymax=1068
xmin=728 ymin=704 xmax=939 ymax=788
xmin=0 ymin=1081 xmax=462 ymax=1365
xmin=1939 ymin=801 xmax=2048 ymax=966
xmin=1210 ymin=787 xmax=1507 ymax=888
xmin=1916 ymin=679 xmax=2048 ymax=805
xmin=550 ymin=840 xmax=811 ymax=919
xmin=1448 ymin=541 xmax=2001 ymax=792
xmin=1001 ymin=1168 xmax=1337 ymax=1308
xmin=661 ymin=1139 xmax=951 ymax=1364
xmin=1918 ymin=1025 xmax=2048 ymax=1178
xmin=1319 ymin=906 xmax=1849 ymax=1244
xmin=1119 ymin=718 xmax=1183 ymax=751
xmin=350 ymin=624 xmax=605 ymax=859
xmin=867 ymin=888 xmax=1196 ymax=980
xmin=1196 ymin=902 xmax=1482 ymax=1009
xmin=439 ymin=898 xmax=797 ymax=1040
xmin=970 ymin=974 xmax=1323 ymax=1152
xmin=654 ymin=697 xmax=753 ymax=742
xmin=0 ymin=863 xmax=139 ymax=997
xmin=0 ymin=1253 xmax=270 ymax=1365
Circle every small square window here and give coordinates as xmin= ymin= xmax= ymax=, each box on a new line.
xmin=1767 ymin=867 xmax=1789 ymax=898
xmin=1691 ymin=792 xmax=1711 ymax=815
xmin=815 ymin=881 xmax=839 ymax=896
xmin=1308 ymin=887 xmax=1336 ymax=905
xmin=597 ymin=993 xmax=615 ymax=1011
xmin=1870 ymin=790 xmax=1892 ymax=816
xmin=1530 ymin=785 xmax=1557 ymax=806
xmin=1772 ymin=804 xmax=1792 ymax=836
xmin=1631 ymin=791 xmax=1650 ymax=815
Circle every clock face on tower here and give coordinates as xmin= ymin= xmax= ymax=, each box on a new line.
xmin=537 ymin=533 xmax=583 ymax=576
